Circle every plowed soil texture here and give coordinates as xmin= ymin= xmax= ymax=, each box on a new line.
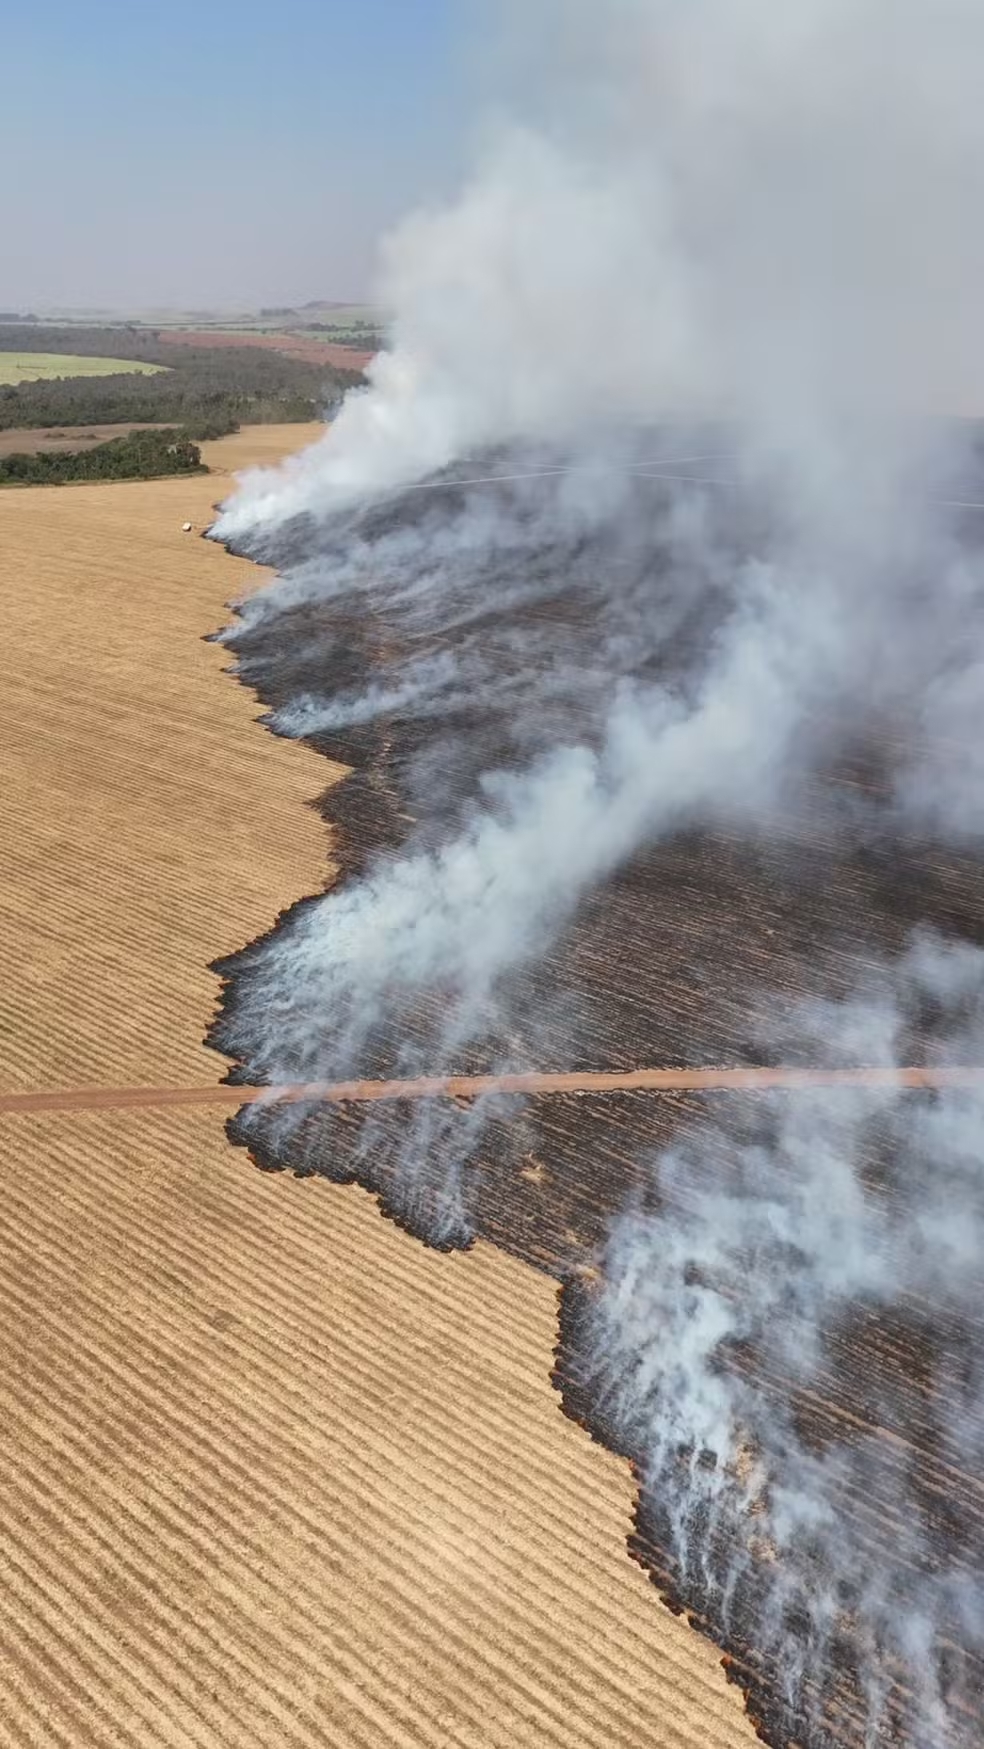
xmin=156 ymin=330 xmax=375 ymax=373
xmin=209 ymin=432 xmax=984 ymax=1749
xmin=0 ymin=426 xmax=754 ymax=1749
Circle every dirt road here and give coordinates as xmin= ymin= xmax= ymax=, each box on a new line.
xmin=0 ymin=1061 xmax=978 ymax=1118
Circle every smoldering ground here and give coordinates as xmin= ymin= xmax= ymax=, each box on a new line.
xmin=208 ymin=436 xmax=984 ymax=1746
xmin=206 ymin=3 xmax=984 ymax=1744
xmin=573 ymin=941 xmax=984 ymax=1748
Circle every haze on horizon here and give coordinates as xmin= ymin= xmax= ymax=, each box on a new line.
xmin=1 ymin=0 xmax=477 ymax=313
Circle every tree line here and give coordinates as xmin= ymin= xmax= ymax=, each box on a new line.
xmin=0 ymin=427 xmax=206 ymax=486
xmin=0 ymin=326 xmax=362 ymax=435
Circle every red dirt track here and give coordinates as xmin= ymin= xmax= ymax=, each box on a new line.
xmin=0 ymin=1063 xmax=980 ymax=1118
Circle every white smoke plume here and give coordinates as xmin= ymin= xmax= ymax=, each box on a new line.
xmin=207 ymin=6 xmax=984 ymax=1743
xmin=207 ymin=0 xmax=984 ymax=1004
xmin=216 ymin=486 xmax=982 ymax=1088
xmin=213 ymin=0 xmax=984 ymax=539
xmin=578 ymin=936 xmax=984 ymax=1746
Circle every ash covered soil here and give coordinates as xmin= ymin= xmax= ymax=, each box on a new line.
xmin=208 ymin=428 xmax=984 ymax=1749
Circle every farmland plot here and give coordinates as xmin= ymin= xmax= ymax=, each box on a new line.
xmin=0 ymin=426 xmax=751 ymax=1749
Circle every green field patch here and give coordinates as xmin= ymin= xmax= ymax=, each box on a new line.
xmin=0 ymin=354 xmax=168 ymax=385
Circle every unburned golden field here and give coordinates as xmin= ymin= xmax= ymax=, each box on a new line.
xmin=0 ymin=426 xmax=753 ymax=1747
xmin=0 ymin=353 xmax=167 ymax=385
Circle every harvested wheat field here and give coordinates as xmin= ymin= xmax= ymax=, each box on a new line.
xmin=0 ymin=355 xmax=167 ymax=386
xmin=0 ymin=427 xmax=753 ymax=1748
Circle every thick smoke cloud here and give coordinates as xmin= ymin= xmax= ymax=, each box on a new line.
xmin=213 ymin=0 xmax=984 ymax=536
xmin=217 ymin=462 xmax=984 ymax=1089
xmin=208 ymin=4 xmax=984 ymax=1743
xmin=580 ymin=937 xmax=984 ymax=1746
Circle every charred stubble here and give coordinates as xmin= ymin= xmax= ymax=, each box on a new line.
xmin=205 ymin=457 xmax=984 ymax=1749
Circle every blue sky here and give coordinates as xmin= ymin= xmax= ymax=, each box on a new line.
xmin=1 ymin=0 xmax=474 ymax=310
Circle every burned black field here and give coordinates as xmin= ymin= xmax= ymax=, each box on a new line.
xmin=208 ymin=441 xmax=984 ymax=1749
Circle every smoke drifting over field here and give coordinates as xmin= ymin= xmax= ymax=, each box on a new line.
xmin=582 ymin=940 xmax=984 ymax=1747
xmin=210 ymin=3 xmax=984 ymax=1744
xmin=215 ymin=0 xmax=984 ymax=536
